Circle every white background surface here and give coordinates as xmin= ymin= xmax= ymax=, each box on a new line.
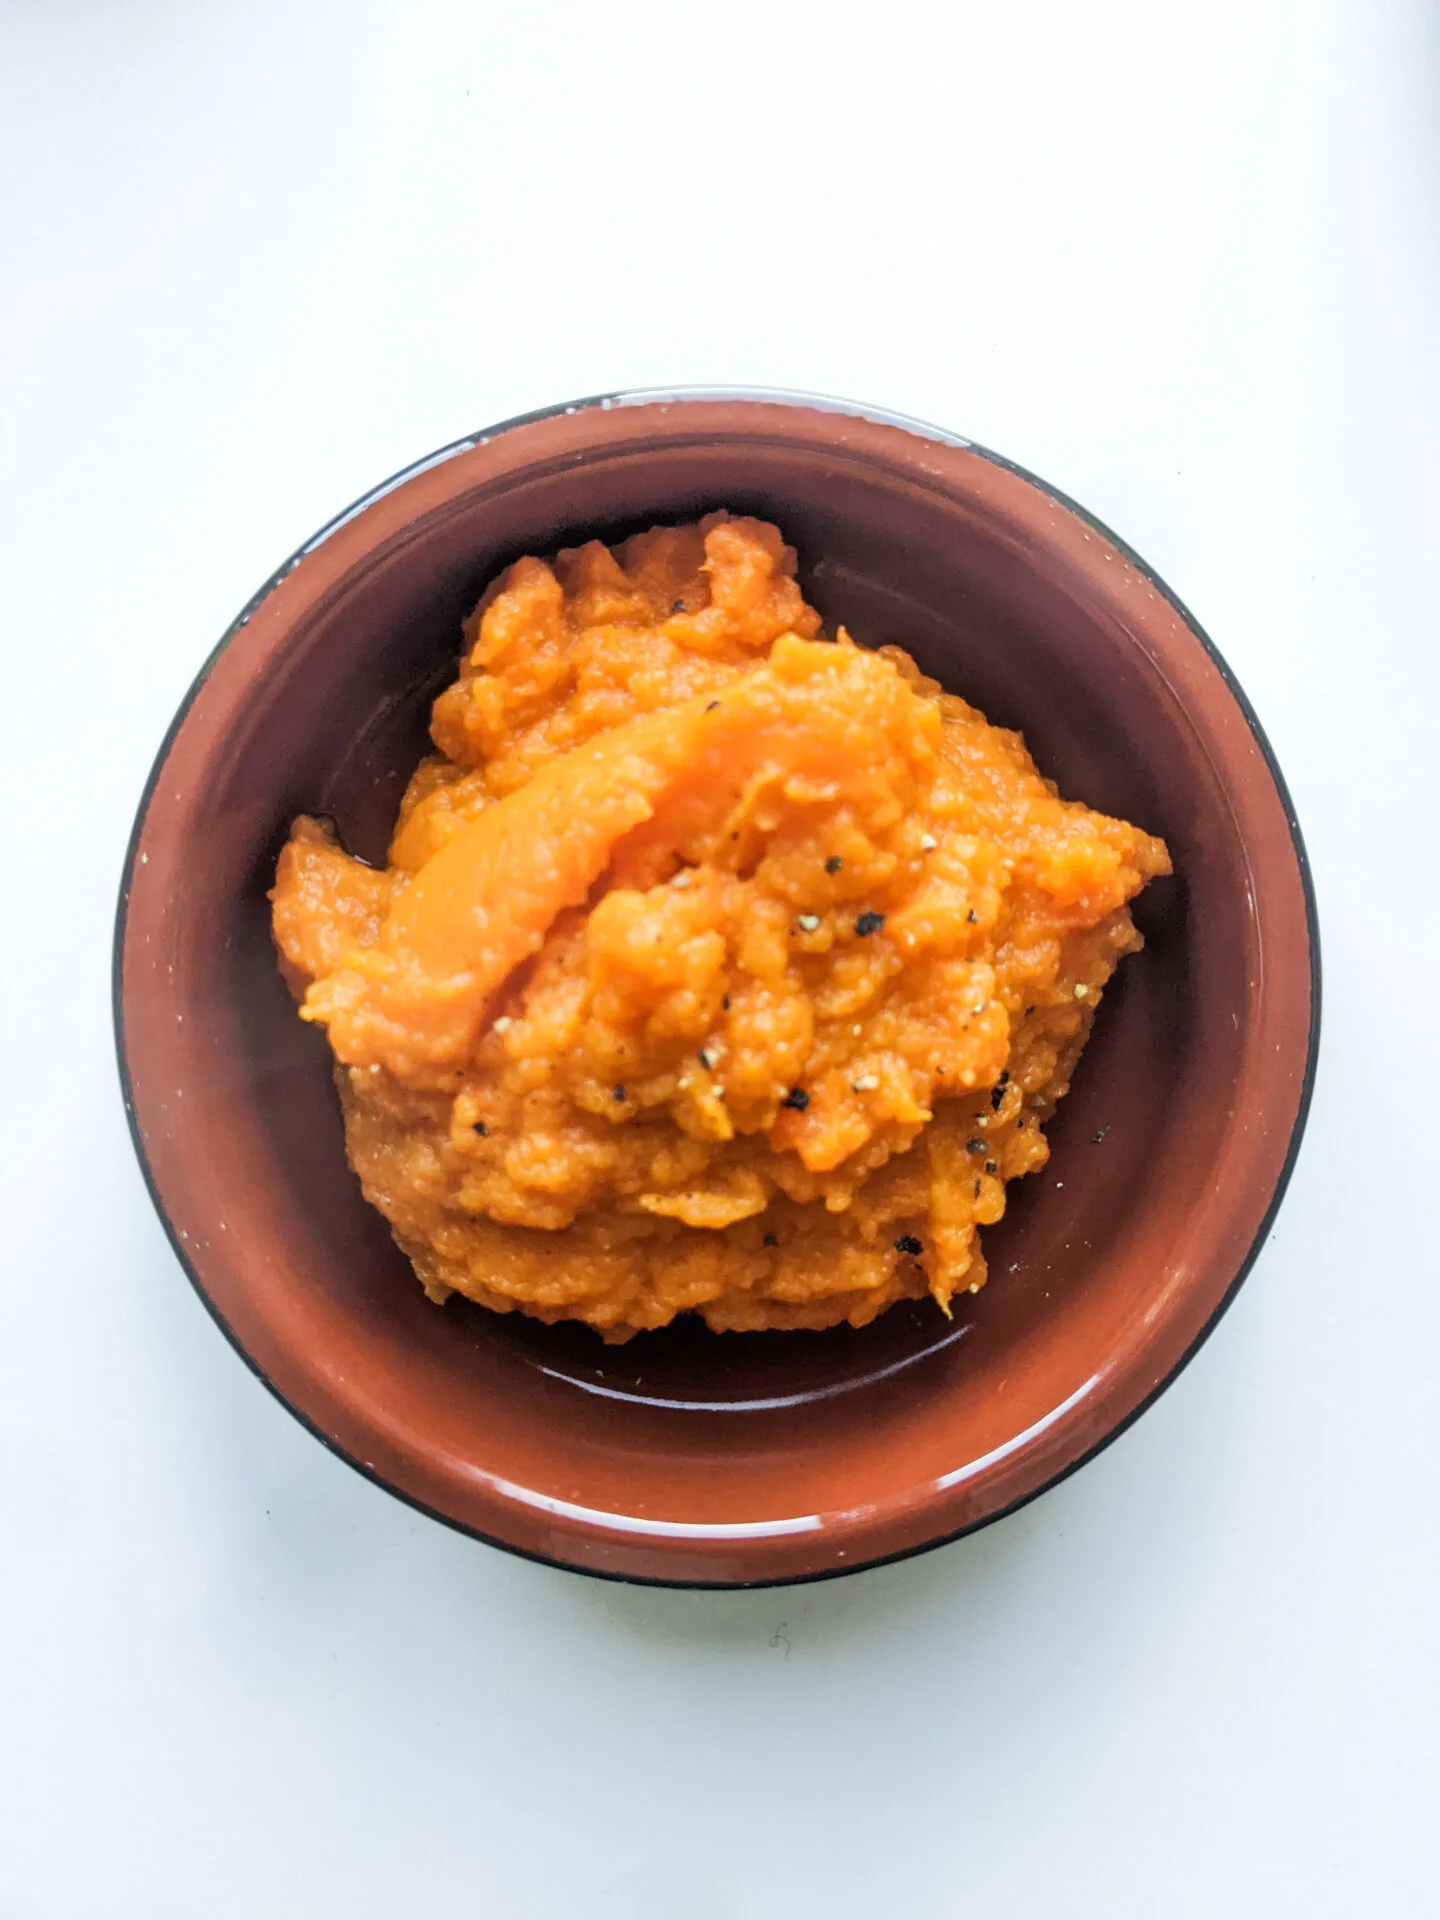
xmin=2 ymin=3 xmax=1438 ymax=1914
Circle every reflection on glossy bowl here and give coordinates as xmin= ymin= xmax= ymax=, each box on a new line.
xmin=114 ymin=390 xmax=1319 ymax=1586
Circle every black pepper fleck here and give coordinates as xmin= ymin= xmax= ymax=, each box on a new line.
xmin=824 ymin=855 xmax=843 ymax=874
xmin=705 ymin=700 xmax=720 ymax=712
xmin=966 ymin=1138 xmax=987 ymax=1154
xmin=612 ymin=1084 xmax=626 ymax=1101
xmin=763 ymin=1233 xmax=778 ymax=1247
xmin=973 ymin=1177 xmax=981 ymax=1197
xmin=721 ymin=995 xmax=730 ymax=1011
xmin=853 ymin=911 xmax=886 ymax=937
xmin=967 ymin=909 xmax=978 ymax=923
xmin=990 ymin=1072 xmax=1009 ymax=1109
xmin=781 ymin=1087 xmax=810 ymax=1111
xmin=894 ymin=1234 xmax=923 ymax=1256
xmin=984 ymin=1160 xmax=996 ymax=1174
xmin=472 ymin=1121 xmax=488 ymax=1136
xmin=1092 ymin=1126 xmax=1109 ymax=1144
xmin=670 ymin=599 xmax=686 ymax=615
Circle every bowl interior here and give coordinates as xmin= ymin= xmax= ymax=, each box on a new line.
xmin=121 ymin=405 xmax=1304 ymax=1582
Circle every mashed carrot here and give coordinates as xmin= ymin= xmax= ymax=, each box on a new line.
xmin=271 ymin=515 xmax=1170 ymax=1340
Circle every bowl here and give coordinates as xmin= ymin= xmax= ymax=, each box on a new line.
xmin=115 ymin=390 xmax=1319 ymax=1586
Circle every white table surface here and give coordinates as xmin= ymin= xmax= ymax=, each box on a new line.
xmin=3 ymin=3 xmax=1437 ymax=1914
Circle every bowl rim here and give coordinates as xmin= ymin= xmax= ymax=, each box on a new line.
xmin=113 ymin=385 xmax=1322 ymax=1588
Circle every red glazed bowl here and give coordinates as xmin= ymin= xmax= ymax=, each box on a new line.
xmin=115 ymin=391 xmax=1319 ymax=1586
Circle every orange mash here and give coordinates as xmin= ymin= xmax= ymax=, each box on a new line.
xmin=271 ymin=515 xmax=1170 ymax=1340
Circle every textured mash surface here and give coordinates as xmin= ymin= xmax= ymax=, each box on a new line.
xmin=271 ymin=515 xmax=1170 ymax=1340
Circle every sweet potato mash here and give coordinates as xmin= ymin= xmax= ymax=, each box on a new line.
xmin=271 ymin=515 xmax=1170 ymax=1340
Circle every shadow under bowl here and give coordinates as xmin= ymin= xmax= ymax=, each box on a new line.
xmin=115 ymin=390 xmax=1318 ymax=1585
